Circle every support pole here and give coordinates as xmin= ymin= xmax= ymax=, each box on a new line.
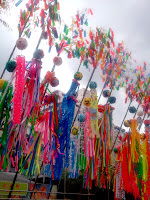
xmin=97 ymin=78 xmax=107 ymax=103
xmin=0 ymin=14 xmax=31 ymax=79
xmin=111 ymin=99 xmax=132 ymax=153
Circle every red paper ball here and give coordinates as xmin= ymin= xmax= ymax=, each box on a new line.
xmin=98 ymin=105 xmax=105 ymax=112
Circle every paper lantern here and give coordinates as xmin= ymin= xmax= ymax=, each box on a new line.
xmin=83 ymin=97 xmax=91 ymax=106
xmin=0 ymin=79 xmax=5 ymax=90
xmin=98 ymin=104 xmax=105 ymax=112
xmin=50 ymin=77 xmax=59 ymax=87
xmin=6 ymin=61 xmax=17 ymax=72
xmin=71 ymin=126 xmax=78 ymax=135
xmin=108 ymin=96 xmax=116 ymax=104
xmin=129 ymin=106 xmax=136 ymax=114
xmin=103 ymin=90 xmax=111 ymax=98
xmin=16 ymin=38 xmax=28 ymax=50
xmin=77 ymin=114 xmax=85 ymax=123
xmin=124 ymin=120 xmax=131 ymax=127
xmin=137 ymin=110 xmax=144 ymax=116
xmin=53 ymin=56 xmax=62 ymax=66
xmin=74 ymin=72 xmax=83 ymax=81
xmin=89 ymin=81 xmax=97 ymax=89
xmin=33 ymin=49 xmax=44 ymax=59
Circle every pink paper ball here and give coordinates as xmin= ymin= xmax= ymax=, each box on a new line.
xmin=53 ymin=56 xmax=62 ymax=66
xmin=50 ymin=77 xmax=59 ymax=87
xmin=16 ymin=38 xmax=28 ymax=50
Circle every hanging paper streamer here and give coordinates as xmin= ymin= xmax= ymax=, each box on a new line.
xmin=13 ymin=56 xmax=25 ymax=124
xmin=114 ymin=119 xmax=150 ymax=200
xmin=0 ymin=81 xmax=13 ymax=171
xmin=55 ymin=79 xmax=80 ymax=179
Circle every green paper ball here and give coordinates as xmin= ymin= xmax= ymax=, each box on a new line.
xmin=6 ymin=61 xmax=17 ymax=72
xmin=113 ymin=148 xmax=118 ymax=153
xmin=89 ymin=81 xmax=97 ymax=89
xmin=74 ymin=72 xmax=83 ymax=81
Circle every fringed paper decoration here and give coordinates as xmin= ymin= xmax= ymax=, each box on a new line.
xmin=130 ymin=119 xmax=140 ymax=163
xmin=90 ymin=88 xmax=99 ymax=138
xmin=57 ymin=79 xmax=79 ymax=179
xmin=23 ymin=58 xmax=42 ymax=119
xmin=68 ymin=103 xmax=114 ymax=190
xmin=0 ymin=81 xmax=13 ymax=170
xmin=13 ymin=56 xmax=25 ymax=124
xmin=114 ymin=118 xmax=150 ymax=200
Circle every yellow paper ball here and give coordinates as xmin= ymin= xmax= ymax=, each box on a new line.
xmin=74 ymin=72 xmax=83 ymax=81
xmin=83 ymin=97 xmax=91 ymax=106
xmin=71 ymin=126 xmax=78 ymax=135
xmin=124 ymin=120 xmax=131 ymax=127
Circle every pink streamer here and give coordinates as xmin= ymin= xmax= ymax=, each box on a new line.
xmin=13 ymin=56 xmax=25 ymax=124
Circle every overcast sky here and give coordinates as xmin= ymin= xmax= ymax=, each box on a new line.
xmin=0 ymin=0 xmax=149 ymax=131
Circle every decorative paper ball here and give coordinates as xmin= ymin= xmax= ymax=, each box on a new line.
xmin=108 ymin=96 xmax=116 ymax=104
xmin=50 ymin=77 xmax=59 ymax=87
xmin=45 ymin=71 xmax=54 ymax=83
xmin=137 ymin=110 xmax=144 ymax=117
xmin=33 ymin=49 xmax=44 ymax=60
xmin=71 ymin=126 xmax=78 ymax=135
xmin=144 ymin=120 xmax=150 ymax=126
xmin=89 ymin=81 xmax=97 ymax=89
xmin=121 ymin=129 xmax=125 ymax=133
xmin=16 ymin=38 xmax=28 ymax=50
xmin=53 ymin=56 xmax=62 ymax=66
xmin=129 ymin=106 xmax=136 ymax=114
xmin=98 ymin=104 xmax=105 ymax=112
xmin=77 ymin=114 xmax=85 ymax=123
xmin=113 ymin=148 xmax=118 ymax=154
xmin=114 ymin=126 xmax=120 ymax=131
xmin=74 ymin=72 xmax=83 ymax=81
xmin=0 ymin=79 xmax=5 ymax=90
xmin=83 ymin=97 xmax=91 ymax=106
xmin=103 ymin=90 xmax=111 ymax=98
xmin=124 ymin=120 xmax=131 ymax=127
xmin=6 ymin=61 xmax=17 ymax=72
xmin=137 ymin=117 xmax=142 ymax=124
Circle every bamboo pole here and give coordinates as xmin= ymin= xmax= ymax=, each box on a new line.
xmin=0 ymin=13 xmax=31 ymax=79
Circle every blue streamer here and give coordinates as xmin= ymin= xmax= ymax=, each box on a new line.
xmin=15 ymin=0 xmax=23 ymax=7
